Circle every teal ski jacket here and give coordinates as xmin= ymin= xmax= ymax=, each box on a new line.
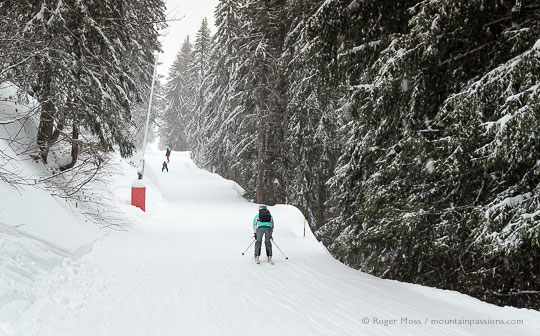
xmin=253 ymin=214 xmax=274 ymax=230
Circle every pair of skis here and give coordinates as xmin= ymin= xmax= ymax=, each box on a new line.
xmin=242 ymin=238 xmax=287 ymax=264
xmin=256 ymin=257 xmax=274 ymax=265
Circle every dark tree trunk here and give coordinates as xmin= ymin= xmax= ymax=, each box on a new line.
xmin=256 ymin=0 xmax=271 ymax=205
xmin=37 ymin=103 xmax=55 ymax=163
xmin=36 ymin=70 xmax=56 ymax=164
xmin=256 ymin=102 xmax=266 ymax=204
xmin=315 ymin=180 xmax=326 ymax=230
xmin=60 ymin=122 xmax=79 ymax=171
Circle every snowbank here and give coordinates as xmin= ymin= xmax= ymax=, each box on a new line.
xmin=0 ymin=82 xmax=105 ymax=331
xmin=0 ymin=83 xmax=101 ymax=252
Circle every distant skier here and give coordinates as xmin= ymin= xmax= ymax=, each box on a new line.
xmin=162 ymin=161 xmax=168 ymax=172
xmin=253 ymin=205 xmax=274 ymax=264
xmin=165 ymin=147 xmax=172 ymax=162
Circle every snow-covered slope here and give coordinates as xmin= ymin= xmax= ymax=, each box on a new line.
xmin=2 ymin=146 xmax=539 ymax=336
xmin=0 ymin=82 xmax=101 ymax=253
xmin=1 ymin=83 xmax=104 ymax=335
xmin=0 ymin=139 xmax=100 ymax=252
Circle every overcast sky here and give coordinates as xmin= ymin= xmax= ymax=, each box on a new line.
xmin=158 ymin=0 xmax=219 ymax=77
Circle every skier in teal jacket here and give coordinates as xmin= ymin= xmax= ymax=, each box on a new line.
xmin=253 ymin=205 xmax=274 ymax=264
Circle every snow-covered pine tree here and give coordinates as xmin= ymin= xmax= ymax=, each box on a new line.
xmin=317 ymin=0 xmax=539 ymax=309
xmin=185 ymin=18 xmax=212 ymax=163
xmin=162 ymin=37 xmax=194 ymax=150
xmin=423 ymin=0 xmax=540 ymax=308
xmin=195 ymin=0 xmax=244 ymax=178
xmin=259 ymin=0 xmax=288 ymax=206
xmin=2 ymin=0 xmax=165 ymax=166
xmin=281 ymin=0 xmax=343 ymax=230
xmin=190 ymin=0 xmax=289 ymax=204
xmin=308 ymin=0 xmax=421 ymax=276
xmin=234 ymin=0 xmax=288 ymax=204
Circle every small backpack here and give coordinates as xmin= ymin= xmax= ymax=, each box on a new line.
xmin=259 ymin=208 xmax=271 ymax=222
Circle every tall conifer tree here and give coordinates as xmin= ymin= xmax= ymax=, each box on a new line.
xmin=162 ymin=37 xmax=194 ymax=150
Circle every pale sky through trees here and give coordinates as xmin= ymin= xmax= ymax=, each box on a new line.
xmin=159 ymin=0 xmax=219 ymax=77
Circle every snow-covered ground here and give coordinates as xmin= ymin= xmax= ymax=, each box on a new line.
xmin=1 ymin=144 xmax=539 ymax=336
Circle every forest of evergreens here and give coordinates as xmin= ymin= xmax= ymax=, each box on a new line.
xmin=162 ymin=0 xmax=540 ymax=309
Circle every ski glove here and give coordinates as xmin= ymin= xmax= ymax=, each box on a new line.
xmin=253 ymin=233 xmax=257 ymax=240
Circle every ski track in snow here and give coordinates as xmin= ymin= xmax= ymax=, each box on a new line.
xmin=2 ymin=150 xmax=540 ymax=336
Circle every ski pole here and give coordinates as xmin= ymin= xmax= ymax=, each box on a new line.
xmin=271 ymin=238 xmax=289 ymax=260
xmin=241 ymin=239 xmax=256 ymax=255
